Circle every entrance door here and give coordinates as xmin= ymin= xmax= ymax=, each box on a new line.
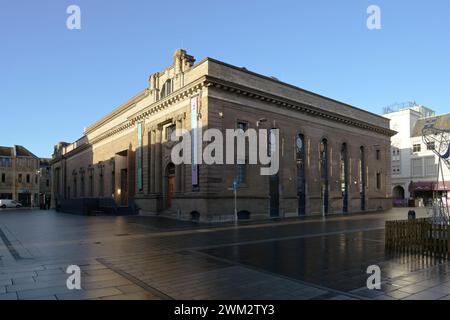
xmin=168 ymin=176 xmax=175 ymax=208
xmin=166 ymin=163 xmax=176 ymax=209
xmin=18 ymin=193 xmax=31 ymax=207
xmin=120 ymin=169 xmax=128 ymax=206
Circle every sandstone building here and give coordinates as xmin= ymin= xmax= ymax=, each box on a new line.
xmin=51 ymin=49 xmax=395 ymax=221
xmin=0 ymin=145 xmax=40 ymax=207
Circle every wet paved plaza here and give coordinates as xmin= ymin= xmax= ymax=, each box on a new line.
xmin=1 ymin=207 xmax=450 ymax=300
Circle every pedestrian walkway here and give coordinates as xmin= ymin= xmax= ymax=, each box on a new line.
xmin=1 ymin=208 xmax=449 ymax=300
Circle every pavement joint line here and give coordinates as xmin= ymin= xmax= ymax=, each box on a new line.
xmin=0 ymin=225 xmax=23 ymax=261
xmin=185 ymin=226 xmax=385 ymax=252
xmin=96 ymin=258 xmax=174 ymax=300
xmin=187 ymin=249 xmax=367 ymax=300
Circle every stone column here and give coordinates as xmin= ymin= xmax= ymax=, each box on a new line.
xmin=175 ymin=118 xmax=182 ymax=193
xmin=142 ymin=126 xmax=149 ymax=194
xmin=155 ymin=126 xmax=162 ymax=194
xmin=147 ymin=128 xmax=154 ymax=193
xmin=150 ymin=128 xmax=155 ymax=193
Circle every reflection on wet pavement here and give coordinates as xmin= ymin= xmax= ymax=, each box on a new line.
xmin=202 ymin=228 xmax=447 ymax=292
xmin=2 ymin=208 xmax=450 ymax=300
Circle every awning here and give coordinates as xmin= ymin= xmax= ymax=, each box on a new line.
xmin=409 ymin=181 xmax=433 ymax=193
xmin=408 ymin=181 xmax=450 ymax=192
xmin=434 ymin=181 xmax=450 ymax=191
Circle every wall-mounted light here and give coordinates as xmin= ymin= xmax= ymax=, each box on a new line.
xmin=256 ymin=118 xmax=268 ymax=128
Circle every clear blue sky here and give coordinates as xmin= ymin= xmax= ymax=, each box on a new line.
xmin=1 ymin=0 xmax=449 ymax=158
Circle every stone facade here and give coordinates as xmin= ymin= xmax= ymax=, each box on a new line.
xmin=0 ymin=145 xmax=40 ymax=207
xmin=51 ymin=49 xmax=395 ymax=221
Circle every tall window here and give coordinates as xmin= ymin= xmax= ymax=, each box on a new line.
xmin=111 ymin=169 xmax=115 ymax=197
xmin=160 ymin=79 xmax=172 ymax=99
xmin=376 ymin=149 xmax=381 ymax=160
xmin=1 ymin=173 xmax=5 ymax=183
xmin=376 ymin=172 xmax=381 ymax=190
xmin=237 ymin=121 xmax=248 ymax=184
xmin=320 ymin=139 xmax=329 ymax=214
xmin=137 ymin=122 xmax=144 ymax=192
xmin=341 ymin=143 xmax=349 ymax=212
xmin=80 ymin=171 xmax=85 ymax=198
xmin=165 ymin=124 xmax=176 ymax=141
xmin=296 ymin=134 xmax=306 ymax=215
xmin=99 ymin=166 xmax=104 ymax=197
xmin=26 ymin=174 xmax=30 ymax=183
xmin=111 ymin=159 xmax=115 ymax=198
xmin=18 ymin=174 xmax=22 ymax=183
xmin=73 ymin=176 xmax=77 ymax=198
xmin=360 ymin=146 xmax=366 ymax=210
xmin=88 ymin=167 xmax=94 ymax=197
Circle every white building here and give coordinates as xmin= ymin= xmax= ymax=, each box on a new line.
xmin=384 ymin=104 xmax=450 ymax=206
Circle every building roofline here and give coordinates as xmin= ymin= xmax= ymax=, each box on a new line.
xmin=82 ymin=52 xmax=389 ymax=139
xmin=201 ymin=57 xmax=389 ymax=123
xmin=84 ymin=90 xmax=147 ymax=135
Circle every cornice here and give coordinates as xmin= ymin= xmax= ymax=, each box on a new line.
xmin=54 ymin=73 xmax=395 ymax=162
xmin=204 ymin=76 xmax=397 ymax=137
xmin=128 ymin=77 xmax=207 ymax=123
xmin=61 ymin=78 xmax=208 ymax=158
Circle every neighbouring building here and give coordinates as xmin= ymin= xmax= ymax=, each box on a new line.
xmin=51 ymin=49 xmax=395 ymax=221
xmin=0 ymin=145 xmax=40 ymax=207
xmin=38 ymin=158 xmax=52 ymax=208
xmin=384 ymin=104 xmax=450 ymax=207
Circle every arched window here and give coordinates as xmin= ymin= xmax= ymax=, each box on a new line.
xmin=160 ymin=79 xmax=172 ymax=99
xmin=296 ymin=134 xmax=306 ymax=215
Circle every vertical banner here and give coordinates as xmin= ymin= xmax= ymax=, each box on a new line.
xmin=191 ymin=96 xmax=199 ymax=186
xmin=137 ymin=122 xmax=143 ymax=191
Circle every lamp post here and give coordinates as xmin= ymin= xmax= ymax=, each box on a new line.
xmin=228 ymin=180 xmax=238 ymax=224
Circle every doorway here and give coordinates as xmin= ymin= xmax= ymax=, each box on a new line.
xmin=18 ymin=193 xmax=31 ymax=207
xmin=120 ymin=168 xmax=128 ymax=206
xmin=166 ymin=163 xmax=175 ymax=209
